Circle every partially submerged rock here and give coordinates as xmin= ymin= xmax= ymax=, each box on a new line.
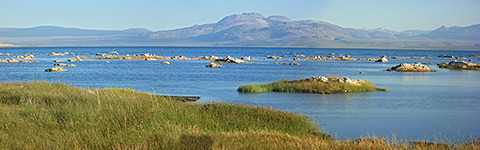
xmin=206 ymin=63 xmax=224 ymax=68
xmin=45 ymin=67 xmax=67 ymax=72
xmin=386 ymin=62 xmax=437 ymax=72
xmin=161 ymin=61 xmax=170 ymax=65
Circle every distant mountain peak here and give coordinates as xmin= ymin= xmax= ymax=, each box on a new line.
xmin=217 ymin=12 xmax=266 ymax=24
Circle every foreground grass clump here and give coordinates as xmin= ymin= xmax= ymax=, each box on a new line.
xmin=0 ymin=82 xmax=477 ymax=149
xmin=238 ymin=76 xmax=388 ymax=94
xmin=0 ymin=81 xmax=326 ymax=149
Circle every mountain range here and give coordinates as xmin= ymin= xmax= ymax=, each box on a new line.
xmin=1 ymin=12 xmax=479 ymax=49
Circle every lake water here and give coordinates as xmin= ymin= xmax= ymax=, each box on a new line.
xmin=1 ymin=46 xmax=479 ymax=141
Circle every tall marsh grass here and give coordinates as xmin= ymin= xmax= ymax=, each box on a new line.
xmin=0 ymin=81 xmax=476 ymax=149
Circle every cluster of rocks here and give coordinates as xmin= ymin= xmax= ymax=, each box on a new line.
xmin=306 ymin=56 xmax=382 ymax=62
xmin=273 ymin=62 xmax=300 ymax=65
xmin=0 ymin=58 xmax=39 ymax=63
xmin=438 ymin=60 xmax=480 ymax=71
xmin=48 ymin=52 xmax=73 ymax=56
xmin=390 ymin=56 xmax=431 ymax=59
xmin=14 ymin=54 xmax=35 ymax=59
xmin=437 ymin=54 xmax=471 ymax=60
xmin=135 ymin=53 xmax=155 ymax=57
xmin=213 ymin=56 xmax=247 ymax=63
xmin=53 ymin=56 xmax=82 ymax=63
xmin=438 ymin=54 xmax=455 ymax=58
xmin=301 ymin=76 xmax=366 ymax=86
xmin=0 ymin=53 xmax=13 ymax=56
xmin=199 ymin=56 xmax=219 ymax=60
xmin=205 ymin=63 xmax=223 ymax=68
xmin=386 ymin=62 xmax=436 ymax=72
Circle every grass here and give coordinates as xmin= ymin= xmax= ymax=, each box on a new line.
xmin=238 ymin=79 xmax=388 ymax=94
xmin=0 ymin=81 xmax=477 ymax=149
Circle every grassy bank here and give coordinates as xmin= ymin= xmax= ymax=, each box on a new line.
xmin=0 ymin=82 xmax=477 ymax=149
xmin=238 ymin=79 xmax=388 ymax=94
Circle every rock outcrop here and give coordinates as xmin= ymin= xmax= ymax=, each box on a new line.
xmin=386 ymin=62 xmax=436 ymax=72
xmin=438 ymin=60 xmax=480 ymax=71
xmin=161 ymin=61 xmax=170 ymax=65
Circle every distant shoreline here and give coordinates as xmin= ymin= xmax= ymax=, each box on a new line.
xmin=1 ymin=45 xmax=479 ymax=51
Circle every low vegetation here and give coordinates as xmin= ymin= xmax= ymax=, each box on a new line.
xmin=0 ymin=82 xmax=477 ymax=149
xmin=238 ymin=77 xmax=388 ymax=94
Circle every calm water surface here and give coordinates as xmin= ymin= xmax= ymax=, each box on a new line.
xmin=1 ymin=47 xmax=479 ymax=141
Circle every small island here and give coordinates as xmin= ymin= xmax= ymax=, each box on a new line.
xmin=238 ymin=76 xmax=387 ymax=94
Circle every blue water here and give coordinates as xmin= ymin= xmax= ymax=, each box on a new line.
xmin=1 ymin=47 xmax=479 ymax=141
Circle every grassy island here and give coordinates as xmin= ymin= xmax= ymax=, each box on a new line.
xmin=238 ymin=76 xmax=388 ymax=94
xmin=0 ymin=82 xmax=477 ymax=149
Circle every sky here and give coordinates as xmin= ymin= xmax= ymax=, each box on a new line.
xmin=0 ymin=0 xmax=479 ymax=31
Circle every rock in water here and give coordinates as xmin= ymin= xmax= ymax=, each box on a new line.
xmin=161 ymin=61 xmax=170 ymax=65
xmin=206 ymin=63 xmax=224 ymax=68
xmin=386 ymin=62 xmax=435 ymax=72
xmin=377 ymin=57 xmax=388 ymax=63
xmin=45 ymin=67 xmax=67 ymax=72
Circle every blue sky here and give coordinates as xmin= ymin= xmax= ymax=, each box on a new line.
xmin=1 ymin=0 xmax=479 ymax=31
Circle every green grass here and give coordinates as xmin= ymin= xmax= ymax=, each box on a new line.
xmin=0 ymin=81 xmax=325 ymax=149
xmin=238 ymin=80 xmax=388 ymax=94
xmin=0 ymin=81 xmax=477 ymax=149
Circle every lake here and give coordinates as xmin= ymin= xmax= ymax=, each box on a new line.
xmin=1 ymin=46 xmax=479 ymax=141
